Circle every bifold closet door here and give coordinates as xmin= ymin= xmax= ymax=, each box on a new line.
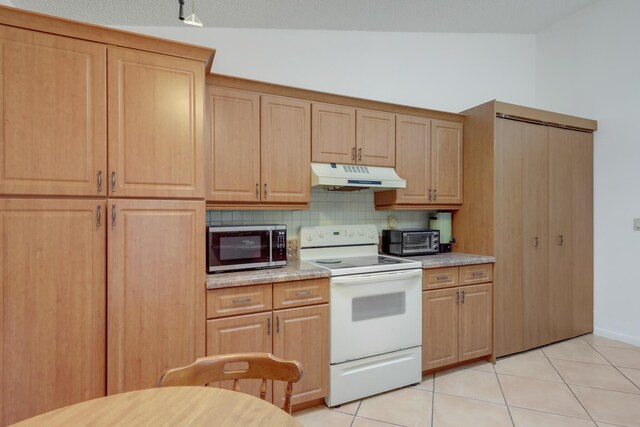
xmin=548 ymin=128 xmax=593 ymax=341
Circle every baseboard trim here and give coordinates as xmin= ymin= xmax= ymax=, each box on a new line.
xmin=593 ymin=327 xmax=640 ymax=347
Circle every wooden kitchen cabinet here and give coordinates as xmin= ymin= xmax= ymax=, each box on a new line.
xmin=422 ymin=265 xmax=493 ymax=371
xmin=430 ymin=120 xmax=463 ymax=204
xmin=0 ymin=25 xmax=107 ymax=197
xmin=356 ymin=109 xmax=396 ymax=167
xmin=108 ymin=47 xmax=204 ymax=199
xmin=205 ymin=86 xmax=261 ymax=202
xmin=207 ymin=312 xmax=274 ymax=399
xmin=312 ymin=103 xmax=356 ymax=164
xmin=107 ymin=199 xmax=205 ymax=394
xmin=0 ymin=199 xmax=106 ymax=426
xmin=374 ymin=116 xmax=463 ymax=208
xmin=261 ymin=95 xmax=311 ymax=204
xmin=206 ymin=279 xmax=329 ymax=407
xmin=273 ymin=304 xmax=329 ymax=408
xmin=455 ymin=101 xmax=596 ymax=358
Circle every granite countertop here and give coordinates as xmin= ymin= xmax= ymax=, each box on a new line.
xmin=407 ymin=252 xmax=495 ymax=269
xmin=206 ymin=260 xmax=330 ymax=290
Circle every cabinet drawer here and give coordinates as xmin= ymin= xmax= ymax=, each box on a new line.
xmin=207 ymin=284 xmax=272 ymax=319
xmin=273 ymin=278 xmax=329 ymax=309
xmin=423 ymin=267 xmax=459 ymax=290
xmin=459 ymin=264 xmax=493 ymax=285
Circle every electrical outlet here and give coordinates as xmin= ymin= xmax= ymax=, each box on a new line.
xmin=634 ymin=218 xmax=640 ymax=231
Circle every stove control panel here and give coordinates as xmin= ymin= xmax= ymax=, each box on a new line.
xmin=300 ymin=224 xmax=379 ymax=248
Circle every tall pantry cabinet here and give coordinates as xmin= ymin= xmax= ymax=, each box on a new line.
xmin=0 ymin=7 xmax=214 ymax=425
xmin=454 ymin=101 xmax=596 ymax=358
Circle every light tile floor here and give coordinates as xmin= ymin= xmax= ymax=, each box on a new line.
xmin=294 ymin=334 xmax=640 ymax=427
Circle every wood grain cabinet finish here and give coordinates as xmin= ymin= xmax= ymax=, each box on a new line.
xmin=273 ymin=278 xmax=329 ymax=309
xmin=108 ymin=47 xmax=204 ymax=198
xmin=459 ymin=284 xmax=493 ymax=361
xmin=0 ymin=25 xmax=107 ymax=197
xmin=430 ymin=120 xmax=463 ymax=204
xmin=423 ymin=267 xmax=459 ymax=290
xmin=107 ymin=199 xmax=205 ymax=394
xmin=422 ymin=288 xmax=459 ymax=371
xmin=205 ymin=86 xmax=260 ymax=202
xmin=312 ymin=103 xmax=356 ymax=164
xmin=455 ymin=102 xmax=594 ymax=358
xmin=261 ymin=95 xmax=311 ymax=204
xmin=207 ymin=312 xmax=274 ymax=400
xmin=207 ymin=284 xmax=273 ymax=319
xmin=374 ymin=116 xmax=463 ymax=208
xmin=273 ymin=305 xmax=329 ymax=408
xmin=356 ymin=109 xmax=396 ymax=167
xmin=422 ymin=264 xmax=493 ymax=371
xmin=0 ymin=199 xmax=106 ymax=426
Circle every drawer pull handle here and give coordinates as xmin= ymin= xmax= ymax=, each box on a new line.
xmin=472 ymin=272 xmax=485 ymax=277
xmin=436 ymin=276 xmax=449 ymax=280
xmin=461 ymin=290 xmax=465 ymax=303
xmin=232 ymin=297 xmax=252 ymax=303
xmin=296 ymin=291 xmax=314 ymax=296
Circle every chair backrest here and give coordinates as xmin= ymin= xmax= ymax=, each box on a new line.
xmin=158 ymin=353 xmax=303 ymax=413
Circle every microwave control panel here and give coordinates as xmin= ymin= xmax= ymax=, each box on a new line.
xmin=272 ymin=229 xmax=287 ymax=261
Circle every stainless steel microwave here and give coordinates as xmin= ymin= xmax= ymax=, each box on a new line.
xmin=207 ymin=225 xmax=287 ymax=273
xmin=381 ymin=229 xmax=440 ymax=256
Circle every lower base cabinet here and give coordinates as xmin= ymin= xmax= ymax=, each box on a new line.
xmin=206 ymin=280 xmax=329 ymax=409
xmin=422 ymin=265 xmax=493 ymax=372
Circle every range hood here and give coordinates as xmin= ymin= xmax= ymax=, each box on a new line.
xmin=311 ymin=163 xmax=406 ymax=191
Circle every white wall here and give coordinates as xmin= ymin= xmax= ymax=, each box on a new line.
xmin=537 ymin=0 xmax=640 ymax=345
xmin=0 ymin=0 xmax=14 ymax=7
xmin=117 ymin=26 xmax=535 ymax=113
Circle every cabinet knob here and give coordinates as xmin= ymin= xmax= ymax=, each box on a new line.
xmin=97 ymin=170 xmax=103 ymax=193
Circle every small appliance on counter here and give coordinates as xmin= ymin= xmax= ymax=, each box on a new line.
xmin=207 ymin=224 xmax=287 ymax=273
xmin=430 ymin=213 xmax=454 ymax=253
xmin=382 ymin=229 xmax=440 ymax=256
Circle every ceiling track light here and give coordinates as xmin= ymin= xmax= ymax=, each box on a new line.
xmin=178 ymin=0 xmax=203 ymax=27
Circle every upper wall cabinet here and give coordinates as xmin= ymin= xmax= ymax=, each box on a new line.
xmin=205 ymin=87 xmax=311 ymax=208
xmin=374 ymin=116 xmax=463 ymax=208
xmin=205 ymin=86 xmax=261 ymax=202
xmin=0 ymin=25 xmax=107 ymax=197
xmin=261 ymin=95 xmax=311 ymax=204
xmin=312 ymin=103 xmax=395 ymax=167
xmin=108 ymin=47 xmax=204 ymax=199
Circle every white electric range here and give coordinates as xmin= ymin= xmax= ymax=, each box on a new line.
xmin=300 ymin=224 xmax=423 ymax=407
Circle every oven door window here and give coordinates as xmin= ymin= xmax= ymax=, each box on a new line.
xmin=209 ymin=231 xmax=270 ymax=266
xmin=352 ymin=292 xmax=405 ymax=322
xmin=403 ymin=233 xmax=432 ymax=248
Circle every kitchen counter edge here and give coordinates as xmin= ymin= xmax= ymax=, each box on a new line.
xmin=408 ymin=252 xmax=496 ymax=269
xmin=206 ymin=260 xmax=330 ymax=290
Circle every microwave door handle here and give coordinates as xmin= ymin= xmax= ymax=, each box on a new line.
xmin=268 ymin=230 xmax=273 ymax=263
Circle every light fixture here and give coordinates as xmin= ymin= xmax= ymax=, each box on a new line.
xmin=178 ymin=0 xmax=203 ymax=27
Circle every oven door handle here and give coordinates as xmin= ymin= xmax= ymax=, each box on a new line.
xmin=331 ymin=269 xmax=422 ymax=286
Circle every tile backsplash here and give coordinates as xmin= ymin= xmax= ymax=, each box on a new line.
xmin=207 ymin=189 xmax=434 ymax=241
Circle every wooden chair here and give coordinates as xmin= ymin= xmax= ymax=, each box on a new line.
xmin=158 ymin=353 xmax=303 ymax=413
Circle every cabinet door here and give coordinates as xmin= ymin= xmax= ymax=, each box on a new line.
xmin=0 ymin=25 xmax=106 ymax=197
xmin=422 ymin=288 xmax=458 ymax=371
xmin=207 ymin=312 xmax=273 ymax=400
xmin=522 ymin=124 xmax=549 ymax=350
xmin=548 ymin=128 xmax=575 ymax=343
xmin=261 ymin=95 xmax=311 ymax=203
xmin=108 ymin=47 xmax=204 ymax=198
xmin=356 ymin=109 xmax=395 ymax=167
xmin=569 ymin=131 xmax=594 ymax=336
xmin=459 ymin=284 xmax=493 ymax=361
xmin=394 ymin=115 xmax=431 ymax=204
xmin=430 ymin=120 xmax=463 ymax=204
xmin=312 ymin=103 xmax=356 ymax=164
xmin=273 ymin=305 xmax=328 ymax=407
xmin=205 ymin=86 xmax=260 ymax=202
xmin=107 ymin=199 xmax=205 ymax=394
xmin=0 ymin=199 xmax=106 ymax=426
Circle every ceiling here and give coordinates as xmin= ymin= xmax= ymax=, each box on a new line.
xmin=10 ymin=0 xmax=598 ymax=33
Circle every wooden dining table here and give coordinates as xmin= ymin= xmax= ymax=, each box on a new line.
xmin=11 ymin=386 xmax=303 ymax=427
